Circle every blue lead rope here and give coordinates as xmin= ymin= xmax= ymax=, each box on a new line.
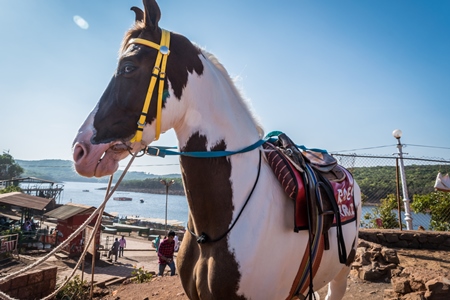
xmin=145 ymin=139 xmax=267 ymax=158
xmin=144 ymin=131 xmax=328 ymax=158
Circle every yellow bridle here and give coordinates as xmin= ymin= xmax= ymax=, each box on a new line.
xmin=128 ymin=29 xmax=171 ymax=143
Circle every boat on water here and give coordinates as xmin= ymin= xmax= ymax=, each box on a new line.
xmin=140 ymin=199 xmax=144 ymax=203
xmin=113 ymin=197 xmax=133 ymax=201
xmin=82 ymin=190 xmax=89 ymax=192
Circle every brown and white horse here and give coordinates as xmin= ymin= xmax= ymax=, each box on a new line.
xmin=72 ymin=1 xmax=361 ymax=299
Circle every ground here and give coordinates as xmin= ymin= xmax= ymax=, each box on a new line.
xmin=102 ymin=247 xmax=450 ymax=300
xmin=0 ymin=245 xmax=450 ymax=300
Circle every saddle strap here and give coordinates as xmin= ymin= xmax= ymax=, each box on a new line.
xmin=315 ymin=171 xmax=347 ymax=264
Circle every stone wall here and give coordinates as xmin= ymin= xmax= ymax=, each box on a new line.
xmin=0 ymin=264 xmax=57 ymax=299
xmin=359 ymin=228 xmax=450 ymax=250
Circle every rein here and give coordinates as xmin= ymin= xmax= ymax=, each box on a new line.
xmin=188 ymin=149 xmax=262 ymax=244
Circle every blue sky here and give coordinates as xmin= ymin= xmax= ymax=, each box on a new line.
xmin=1 ymin=0 xmax=449 ymax=175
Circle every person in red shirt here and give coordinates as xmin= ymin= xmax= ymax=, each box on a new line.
xmin=158 ymin=230 xmax=176 ymax=276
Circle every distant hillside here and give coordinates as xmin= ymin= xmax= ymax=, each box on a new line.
xmin=16 ymin=159 xmax=180 ymax=183
xmin=15 ymin=160 xmax=444 ymax=204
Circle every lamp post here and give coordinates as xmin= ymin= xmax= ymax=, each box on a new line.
xmin=392 ymin=129 xmax=413 ymax=230
xmin=160 ymin=179 xmax=175 ymax=236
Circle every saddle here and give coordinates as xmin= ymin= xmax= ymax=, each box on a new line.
xmin=263 ymin=133 xmax=350 ymax=263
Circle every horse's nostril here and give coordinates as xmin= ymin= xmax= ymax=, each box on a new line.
xmin=73 ymin=144 xmax=86 ymax=162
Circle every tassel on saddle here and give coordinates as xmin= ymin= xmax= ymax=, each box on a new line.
xmin=263 ymin=133 xmax=348 ymax=263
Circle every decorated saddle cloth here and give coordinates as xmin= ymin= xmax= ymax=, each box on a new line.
xmin=263 ymin=133 xmax=356 ymax=232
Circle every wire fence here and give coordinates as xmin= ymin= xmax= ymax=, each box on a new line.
xmin=332 ymin=153 xmax=450 ymax=231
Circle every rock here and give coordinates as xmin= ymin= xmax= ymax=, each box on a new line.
xmin=402 ymin=291 xmax=426 ymax=300
xmin=352 ymin=240 xmax=400 ymax=282
xmin=357 ymin=265 xmax=391 ymax=281
xmin=409 ymin=279 xmax=426 ymax=292
xmin=392 ymin=277 xmax=412 ymax=294
xmin=92 ymin=286 xmax=109 ymax=297
xmin=385 ymin=234 xmax=399 ymax=243
xmin=382 ymin=248 xmax=400 ymax=264
xmin=425 ymin=278 xmax=450 ymax=300
xmin=383 ymin=288 xmax=399 ymax=299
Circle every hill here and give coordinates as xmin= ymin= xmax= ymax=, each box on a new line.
xmin=15 ymin=159 xmax=445 ymax=203
xmin=16 ymin=159 xmax=180 ymax=183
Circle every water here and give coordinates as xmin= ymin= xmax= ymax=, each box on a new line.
xmin=60 ymin=181 xmax=189 ymax=226
xmin=361 ymin=206 xmax=431 ymax=230
xmin=60 ymin=182 xmax=431 ymax=230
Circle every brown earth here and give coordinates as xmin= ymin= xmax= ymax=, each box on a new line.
xmin=101 ymin=247 xmax=450 ymax=300
xmin=2 ymin=240 xmax=448 ymax=300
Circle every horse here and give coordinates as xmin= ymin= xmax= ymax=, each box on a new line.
xmin=72 ymin=1 xmax=361 ymax=299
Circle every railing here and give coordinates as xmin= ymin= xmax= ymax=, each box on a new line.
xmin=0 ymin=233 xmax=19 ymax=262
xmin=332 ymin=153 xmax=450 ymax=231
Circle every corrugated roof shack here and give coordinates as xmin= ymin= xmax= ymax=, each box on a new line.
xmin=0 ymin=192 xmax=55 ymax=233
xmin=44 ymin=203 xmax=103 ymax=258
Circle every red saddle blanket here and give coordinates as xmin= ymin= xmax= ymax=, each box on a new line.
xmin=263 ymin=142 xmax=356 ymax=231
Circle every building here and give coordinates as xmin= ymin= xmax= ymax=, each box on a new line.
xmin=44 ymin=203 xmax=110 ymax=258
xmin=0 ymin=177 xmax=64 ymax=203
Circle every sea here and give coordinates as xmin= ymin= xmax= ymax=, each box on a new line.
xmin=60 ymin=181 xmax=189 ymax=226
xmin=60 ymin=181 xmax=431 ymax=230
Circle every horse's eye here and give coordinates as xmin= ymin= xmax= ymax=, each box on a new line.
xmin=124 ymin=65 xmax=135 ymax=73
xmin=118 ymin=63 xmax=136 ymax=76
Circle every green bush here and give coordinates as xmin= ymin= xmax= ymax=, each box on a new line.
xmin=131 ymin=266 xmax=153 ymax=283
xmin=362 ymin=194 xmax=402 ymax=229
xmin=56 ymin=275 xmax=89 ymax=300
xmin=412 ymin=191 xmax=450 ymax=231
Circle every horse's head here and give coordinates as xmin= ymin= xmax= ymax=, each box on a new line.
xmin=72 ymin=0 xmax=203 ymax=177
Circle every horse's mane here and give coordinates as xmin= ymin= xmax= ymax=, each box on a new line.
xmin=119 ymin=24 xmax=264 ymax=138
xmin=199 ymin=48 xmax=265 ymax=138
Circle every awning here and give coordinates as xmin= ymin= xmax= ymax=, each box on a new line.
xmin=0 ymin=192 xmax=53 ymax=211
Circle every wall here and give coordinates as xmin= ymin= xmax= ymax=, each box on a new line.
xmin=0 ymin=264 xmax=57 ymax=299
xmin=359 ymin=228 xmax=450 ymax=250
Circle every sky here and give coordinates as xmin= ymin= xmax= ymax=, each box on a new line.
xmin=1 ymin=0 xmax=449 ymax=176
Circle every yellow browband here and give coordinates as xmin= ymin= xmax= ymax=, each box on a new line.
xmin=128 ymin=30 xmax=171 ymax=143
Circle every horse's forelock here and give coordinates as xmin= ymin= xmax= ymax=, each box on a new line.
xmin=119 ymin=23 xmax=146 ymax=56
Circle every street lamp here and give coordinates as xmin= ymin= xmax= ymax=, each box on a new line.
xmin=160 ymin=179 xmax=175 ymax=236
xmin=392 ymin=129 xmax=413 ymax=230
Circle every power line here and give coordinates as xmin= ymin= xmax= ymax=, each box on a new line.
xmin=331 ymin=143 xmax=450 ymax=154
xmin=406 ymin=144 xmax=450 ymax=150
xmin=330 ymin=145 xmax=395 ymax=153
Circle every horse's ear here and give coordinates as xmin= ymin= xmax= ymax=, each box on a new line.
xmin=130 ymin=6 xmax=144 ymax=23
xmin=142 ymin=0 xmax=161 ymax=31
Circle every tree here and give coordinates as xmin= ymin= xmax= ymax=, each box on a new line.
xmin=362 ymin=194 xmax=401 ymax=229
xmin=0 ymin=153 xmax=24 ymax=180
xmin=0 ymin=185 xmax=21 ymax=194
xmin=412 ymin=191 xmax=450 ymax=231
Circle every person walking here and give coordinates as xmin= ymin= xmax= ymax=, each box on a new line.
xmin=174 ymin=234 xmax=180 ymax=252
xmin=158 ymin=231 xmax=176 ymax=276
xmin=154 ymin=235 xmax=161 ymax=253
xmin=119 ymin=235 xmax=126 ymax=257
xmin=108 ymin=238 xmax=120 ymax=262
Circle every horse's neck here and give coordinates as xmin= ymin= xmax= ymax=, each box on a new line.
xmin=169 ymin=55 xmax=263 ymax=236
xmin=173 ymin=55 xmax=261 ymax=149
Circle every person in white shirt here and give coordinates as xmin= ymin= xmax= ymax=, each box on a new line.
xmin=174 ymin=235 xmax=180 ymax=252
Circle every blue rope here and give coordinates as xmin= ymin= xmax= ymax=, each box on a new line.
xmin=144 ymin=131 xmax=329 ymax=158
xmin=145 ymin=139 xmax=266 ymax=158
